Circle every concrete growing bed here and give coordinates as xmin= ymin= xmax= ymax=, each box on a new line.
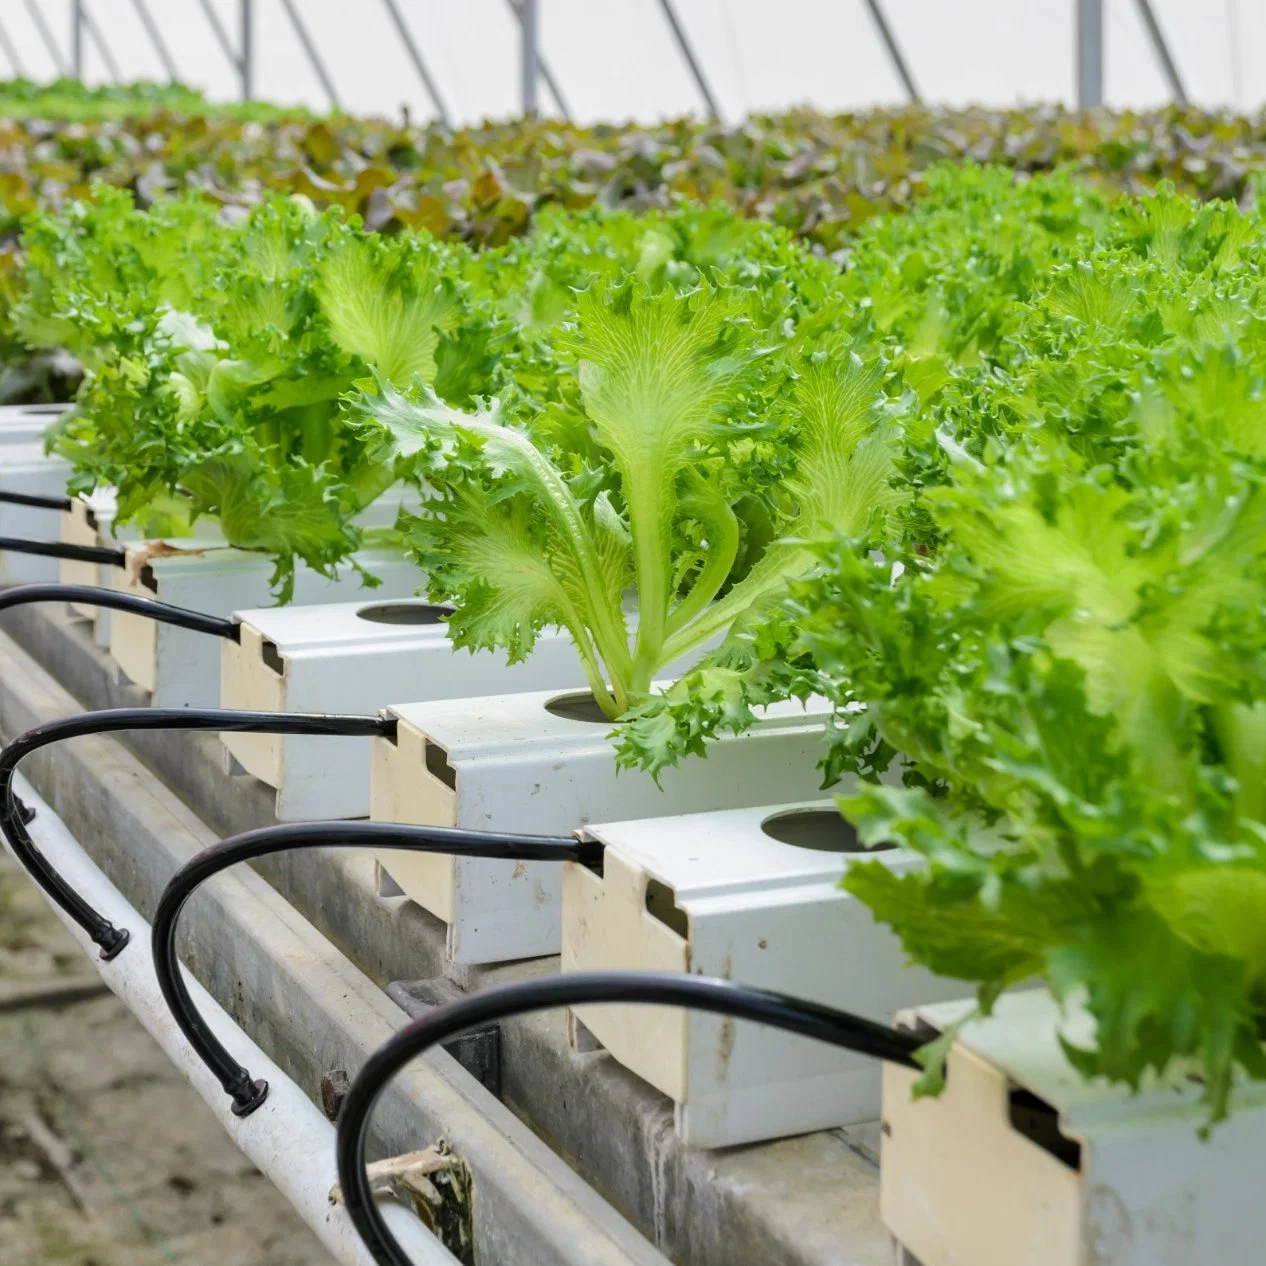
xmin=0 ymin=599 xmax=893 ymax=1266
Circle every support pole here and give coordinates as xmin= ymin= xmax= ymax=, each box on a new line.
xmin=0 ymin=15 xmax=24 ymax=76
xmin=71 ymin=0 xmax=83 ymax=78
xmin=240 ymin=0 xmax=253 ymax=100
xmin=520 ymin=0 xmax=539 ymax=116
xmin=1076 ymin=0 xmax=1104 ymax=108
xmin=655 ymin=0 xmax=721 ymax=120
xmin=380 ymin=0 xmax=452 ymax=126
xmin=1134 ymin=0 xmax=1188 ymax=104
xmin=130 ymin=0 xmax=180 ymax=82
xmin=506 ymin=0 xmax=571 ymax=120
xmin=81 ymin=5 xmax=121 ymax=82
xmin=862 ymin=0 xmax=920 ymax=103
xmin=193 ymin=0 xmax=241 ymax=76
xmin=23 ymin=0 xmax=69 ymax=77
xmin=278 ymin=0 xmax=340 ymax=108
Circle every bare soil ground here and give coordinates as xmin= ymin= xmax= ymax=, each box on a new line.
xmin=0 ymin=848 xmax=334 ymax=1266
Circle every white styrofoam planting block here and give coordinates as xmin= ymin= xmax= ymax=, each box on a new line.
xmin=58 ymin=491 xmax=153 ymax=647
xmin=370 ymin=687 xmax=834 ymax=965
xmin=109 ymin=543 xmax=422 ymax=707
xmin=562 ymin=799 xmax=967 ymax=1147
xmin=58 ymin=480 xmax=414 ymax=681
xmin=0 ymin=402 xmax=70 ymax=445
xmin=0 ymin=445 xmax=72 ymax=585
xmin=882 ymin=989 xmax=1266 ymax=1266
xmin=0 ymin=403 xmax=71 ymax=418
xmin=220 ymin=599 xmax=592 ymax=821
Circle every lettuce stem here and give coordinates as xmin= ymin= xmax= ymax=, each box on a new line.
xmin=663 ymin=495 xmax=739 ymax=641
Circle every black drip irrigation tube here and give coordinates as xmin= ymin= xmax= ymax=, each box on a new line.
xmin=152 ymin=820 xmax=591 ymax=1117
xmin=0 ymin=582 xmax=239 ymax=952
xmin=0 ymin=582 xmax=241 ymax=638
xmin=0 ymin=489 xmax=73 ymax=511
xmin=0 ymin=707 xmax=394 ymax=961
xmin=0 ymin=535 xmax=127 ymax=565
xmin=336 ymin=971 xmax=926 ymax=1266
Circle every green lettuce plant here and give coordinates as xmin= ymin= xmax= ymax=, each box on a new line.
xmin=359 ymin=266 xmax=907 ymax=719
xmin=20 ymin=189 xmax=499 ymax=593
xmin=816 ymin=420 xmax=1266 ymax=1125
xmin=610 ymin=178 xmax=1266 ymax=1123
xmin=618 ymin=173 xmax=1266 ymax=771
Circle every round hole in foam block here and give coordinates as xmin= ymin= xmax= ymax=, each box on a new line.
xmin=760 ymin=808 xmax=895 ymax=854
xmin=355 ymin=601 xmax=452 ymax=626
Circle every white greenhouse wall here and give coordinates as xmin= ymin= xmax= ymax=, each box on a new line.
xmin=0 ymin=1 xmax=1260 ymax=123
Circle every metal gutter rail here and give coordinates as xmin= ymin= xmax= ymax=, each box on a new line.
xmin=7 ymin=776 xmax=458 ymax=1266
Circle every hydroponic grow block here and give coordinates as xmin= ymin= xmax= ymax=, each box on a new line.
xmin=60 ymin=483 xmax=411 ymax=652
xmin=370 ymin=688 xmax=834 ymax=965
xmin=109 ymin=543 xmax=420 ymax=708
xmin=59 ymin=491 xmax=153 ymax=647
xmin=0 ymin=402 xmax=68 ymax=446
xmin=221 ymin=599 xmax=590 ymax=820
xmin=882 ymin=989 xmax=1266 ymax=1266
xmin=562 ymin=799 xmax=966 ymax=1147
xmin=0 ymin=444 xmax=71 ymax=585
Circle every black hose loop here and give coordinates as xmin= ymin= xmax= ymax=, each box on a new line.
xmin=0 ymin=708 xmax=393 ymax=956
xmin=151 ymin=819 xmax=586 ymax=1113
xmin=0 ymin=583 xmax=241 ymax=640
xmin=335 ymin=972 xmax=925 ymax=1266
xmin=0 ymin=535 xmax=127 ymax=566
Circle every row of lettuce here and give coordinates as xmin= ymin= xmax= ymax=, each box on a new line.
xmin=0 ymin=77 xmax=311 ymax=121
xmin=4 ymin=84 xmax=1266 ymax=400
xmin=5 ymin=93 xmax=1261 ymax=250
xmin=19 ymin=164 xmax=1266 ymax=1126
